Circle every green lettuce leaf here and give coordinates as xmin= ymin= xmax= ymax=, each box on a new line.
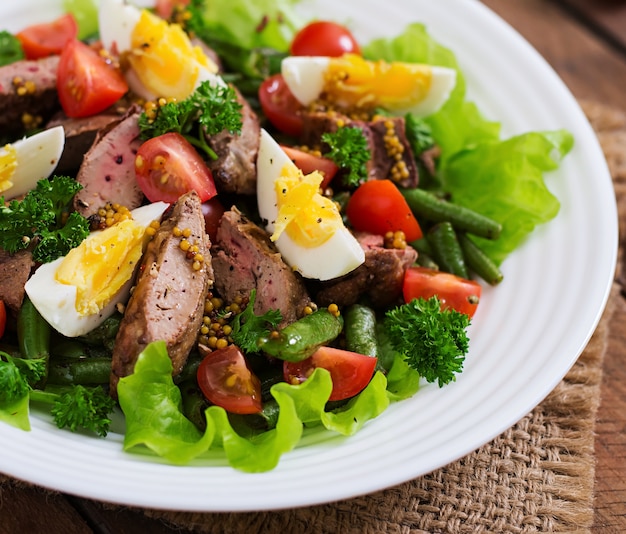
xmin=0 ymin=394 xmax=31 ymax=431
xmin=118 ymin=342 xmax=215 ymax=465
xmin=63 ymin=0 xmax=99 ymax=40
xmin=196 ymin=0 xmax=303 ymax=52
xmin=441 ymin=130 xmax=574 ymax=264
xmin=117 ymin=342 xmax=396 ymax=471
xmin=363 ymin=23 xmax=574 ymax=264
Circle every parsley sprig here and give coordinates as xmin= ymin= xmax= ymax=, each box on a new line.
xmin=384 ymin=297 xmax=470 ymax=387
xmin=138 ymin=80 xmax=243 ymax=160
xmin=230 ymin=289 xmax=283 ymax=353
xmin=0 ymin=176 xmax=90 ymax=263
xmin=321 ymin=126 xmax=371 ymax=187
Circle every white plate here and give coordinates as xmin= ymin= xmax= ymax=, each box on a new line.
xmin=0 ymin=0 xmax=617 ymax=512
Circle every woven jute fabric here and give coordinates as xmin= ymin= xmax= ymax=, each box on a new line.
xmin=1 ymin=100 xmax=622 ymax=533
xmin=137 ymin=100 xmax=622 ymax=534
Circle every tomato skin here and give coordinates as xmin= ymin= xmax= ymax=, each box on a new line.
xmin=403 ymin=266 xmax=482 ymax=318
xmin=346 ymin=180 xmax=422 ymax=241
xmin=283 ymin=346 xmax=377 ymax=401
xmin=197 ymin=345 xmax=263 ymax=414
xmin=0 ymin=301 xmax=6 ymax=340
xmin=258 ymin=74 xmax=304 ymax=137
xmin=56 ymin=39 xmax=128 ymax=118
xmin=16 ymin=13 xmax=78 ymax=60
xmin=290 ymin=21 xmax=360 ymax=57
xmin=201 ymin=197 xmax=226 ymax=242
xmin=280 ymin=145 xmax=339 ymax=189
xmin=135 ymin=132 xmax=218 ymax=204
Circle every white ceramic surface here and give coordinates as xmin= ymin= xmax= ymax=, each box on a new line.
xmin=0 ymin=0 xmax=617 ymax=512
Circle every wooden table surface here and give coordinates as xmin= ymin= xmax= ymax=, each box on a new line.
xmin=2 ymin=1 xmax=625 ymax=532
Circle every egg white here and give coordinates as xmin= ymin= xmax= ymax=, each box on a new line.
xmin=257 ymin=129 xmax=365 ymax=281
xmin=0 ymin=126 xmax=65 ymax=200
xmin=281 ymin=55 xmax=457 ymax=117
xmin=98 ymin=0 xmax=223 ymax=101
xmin=24 ymin=201 xmax=169 ymax=338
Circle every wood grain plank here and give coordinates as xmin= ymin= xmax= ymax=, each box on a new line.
xmin=483 ymin=0 xmax=626 ymax=110
xmin=558 ymin=0 xmax=626 ymax=53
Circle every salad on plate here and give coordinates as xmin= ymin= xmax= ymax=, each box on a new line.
xmin=0 ymin=0 xmax=573 ymax=472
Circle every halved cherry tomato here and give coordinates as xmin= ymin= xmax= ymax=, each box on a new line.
xmin=201 ymin=196 xmax=226 ymax=242
xmin=135 ymin=132 xmax=218 ymax=203
xmin=197 ymin=345 xmax=263 ymax=414
xmin=403 ymin=266 xmax=481 ymax=318
xmin=258 ymin=74 xmax=305 ymax=137
xmin=56 ymin=39 xmax=128 ymax=118
xmin=346 ymin=179 xmax=422 ymax=241
xmin=280 ymin=145 xmax=339 ymax=190
xmin=0 ymin=301 xmax=6 ymax=340
xmin=16 ymin=13 xmax=78 ymax=60
xmin=283 ymin=346 xmax=377 ymax=401
xmin=290 ymin=21 xmax=360 ymax=57
xmin=155 ymin=0 xmax=190 ymax=19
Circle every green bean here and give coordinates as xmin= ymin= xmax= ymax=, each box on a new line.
xmin=458 ymin=233 xmax=504 ymax=285
xmin=374 ymin=322 xmax=400 ymax=373
xmin=426 ymin=222 xmax=469 ymax=279
xmin=51 ymin=339 xmax=111 ymax=359
xmin=78 ymin=313 xmax=121 ymax=352
xmin=345 ymin=304 xmax=378 ymax=358
xmin=17 ymin=296 xmax=51 ymax=386
xmin=401 ymin=188 xmax=502 ymax=240
xmin=259 ymin=309 xmax=343 ymax=362
xmin=415 ymin=253 xmax=439 ymax=270
xmin=47 ymin=357 xmax=112 ymax=386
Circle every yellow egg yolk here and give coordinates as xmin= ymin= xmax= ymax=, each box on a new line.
xmin=0 ymin=144 xmax=17 ymax=194
xmin=129 ymin=10 xmax=218 ymax=100
xmin=324 ymin=53 xmax=434 ymax=111
xmin=271 ymin=165 xmax=343 ymax=247
xmin=55 ymin=219 xmax=148 ymax=316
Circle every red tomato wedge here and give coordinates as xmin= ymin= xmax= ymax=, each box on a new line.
xmin=290 ymin=21 xmax=361 ymax=57
xmin=284 ymin=346 xmax=377 ymax=401
xmin=135 ymin=132 xmax=218 ymax=204
xmin=0 ymin=300 xmax=6 ymax=340
xmin=280 ymin=145 xmax=339 ymax=189
xmin=56 ymin=39 xmax=128 ymax=118
xmin=16 ymin=13 xmax=78 ymax=60
xmin=197 ymin=345 xmax=263 ymax=414
xmin=346 ymin=179 xmax=422 ymax=241
xmin=403 ymin=266 xmax=481 ymax=318
xmin=258 ymin=74 xmax=305 ymax=137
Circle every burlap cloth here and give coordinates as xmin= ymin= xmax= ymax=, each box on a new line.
xmin=1 ymin=100 xmax=624 ymax=532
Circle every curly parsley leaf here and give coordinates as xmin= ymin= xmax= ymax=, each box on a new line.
xmin=138 ymin=80 xmax=243 ymax=160
xmin=0 ymin=176 xmax=90 ymax=263
xmin=384 ymin=297 xmax=470 ymax=387
xmin=321 ymin=126 xmax=371 ymax=187
xmin=48 ymin=385 xmax=116 ymax=437
xmin=231 ymin=289 xmax=283 ymax=353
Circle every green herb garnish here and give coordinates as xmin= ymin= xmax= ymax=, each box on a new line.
xmin=0 ymin=176 xmax=90 ymax=263
xmin=138 ymin=80 xmax=243 ymax=160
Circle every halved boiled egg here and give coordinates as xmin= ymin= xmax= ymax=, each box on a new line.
xmin=257 ymin=129 xmax=364 ymax=281
xmin=99 ymin=0 xmax=223 ymax=101
xmin=0 ymin=126 xmax=65 ymax=200
xmin=281 ymin=54 xmax=457 ymax=117
xmin=25 ymin=201 xmax=169 ymax=338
